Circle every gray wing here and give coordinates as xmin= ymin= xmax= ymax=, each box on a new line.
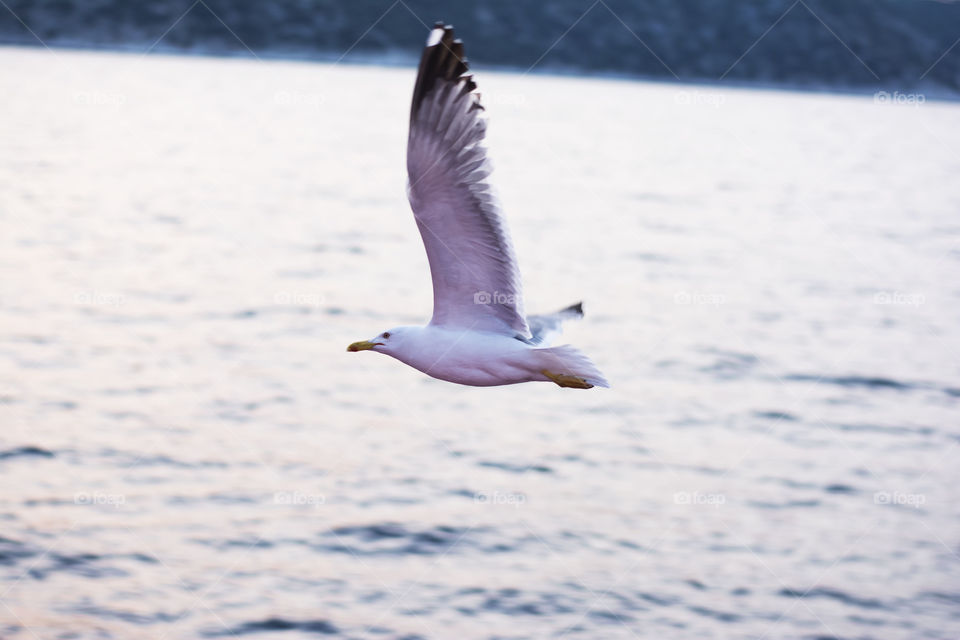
xmin=525 ymin=302 xmax=584 ymax=347
xmin=406 ymin=23 xmax=529 ymax=338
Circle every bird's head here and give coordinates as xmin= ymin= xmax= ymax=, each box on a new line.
xmin=346 ymin=326 xmax=412 ymax=356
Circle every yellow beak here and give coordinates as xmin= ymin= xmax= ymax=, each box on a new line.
xmin=347 ymin=340 xmax=380 ymax=352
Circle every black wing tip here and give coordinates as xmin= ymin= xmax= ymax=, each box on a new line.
xmin=429 ymin=23 xmax=457 ymax=41
xmin=425 ymin=22 xmax=457 ymax=52
xmin=412 ymin=22 xmax=476 ymax=116
xmin=565 ymin=302 xmax=585 ymax=316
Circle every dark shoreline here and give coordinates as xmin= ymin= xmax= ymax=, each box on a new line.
xmin=2 ymin=0 xmax=959 ymax=94
xmin=4 ymin=41 xmax=959 ymax=104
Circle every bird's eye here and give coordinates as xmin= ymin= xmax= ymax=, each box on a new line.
xmin=382 ymin=332 xmax=391 ymax=339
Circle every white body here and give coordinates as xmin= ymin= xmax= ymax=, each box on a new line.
xmin=356 ymin=325 xmax=608 ymax=388
xmin=384 ymin=327 xmax=546 ymax=386
xmin=390 ymin=325 xmax=547 ymax=387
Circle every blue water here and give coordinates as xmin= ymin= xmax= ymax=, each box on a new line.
xmin=0 ymin=46 xmax=958 ymax=639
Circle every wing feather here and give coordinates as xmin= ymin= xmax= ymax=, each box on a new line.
xmin=406 ymin=23 xmax=529 ymax=337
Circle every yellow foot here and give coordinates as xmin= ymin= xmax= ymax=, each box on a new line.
xmin=541 ymin=369 xmax=594 ymax=389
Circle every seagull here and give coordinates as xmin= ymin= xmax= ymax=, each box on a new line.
xmin=347 ymin=23 xmax=608 ymax=389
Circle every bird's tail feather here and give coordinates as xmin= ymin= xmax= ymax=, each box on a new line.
xmin=535 ymin=345 xmax=610 ymax=388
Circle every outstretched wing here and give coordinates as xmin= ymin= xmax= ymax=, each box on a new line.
xmin=406 ymin=23 xmax=529 ymax=338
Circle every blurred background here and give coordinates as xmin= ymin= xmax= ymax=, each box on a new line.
xmin=1 ymin=2 xmax=958 ymax=640
xmin=3 ymin=0 xmax=960 ymax=92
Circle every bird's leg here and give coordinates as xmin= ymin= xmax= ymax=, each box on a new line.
xmin=541 ymin=369 xmax=593 ymax=389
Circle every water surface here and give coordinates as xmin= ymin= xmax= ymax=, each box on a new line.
xmin=0 ymin=46 xmax=958 ymax=639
